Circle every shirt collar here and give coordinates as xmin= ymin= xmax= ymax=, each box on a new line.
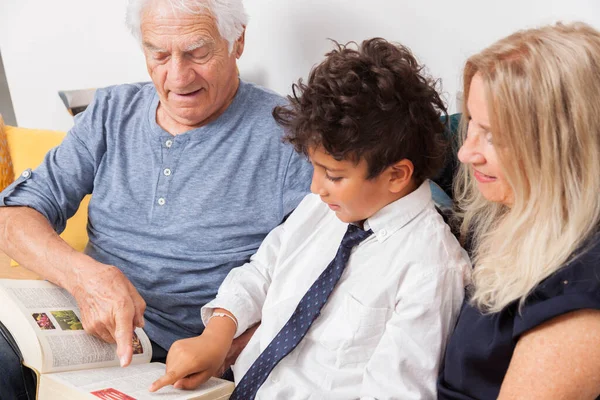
xmin=363 ymin=180 xmax=433 ymax=243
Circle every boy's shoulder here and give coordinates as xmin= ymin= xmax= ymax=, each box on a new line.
xmin=367 ymin=182 xmax=468 ymax=273
xmin=399 ymin=206 xmax=471 ymax=274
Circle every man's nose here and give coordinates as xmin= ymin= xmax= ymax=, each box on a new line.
xmin=168 ymin=57 xmax=195 ymax=87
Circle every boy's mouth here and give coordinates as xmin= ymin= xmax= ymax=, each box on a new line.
xmin=327 ymin=203 xmax=341 ymax=211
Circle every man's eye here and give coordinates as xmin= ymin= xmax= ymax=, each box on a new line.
xmin=191 ymin=52 xmax=210 ymax=62
xmin=194 ymin=50 xmax=210 ymax=57
xmin=152 ymin=53 xmax=169 ymax=61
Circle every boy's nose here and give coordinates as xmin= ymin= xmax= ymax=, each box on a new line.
xmin=310 ymin=180 xmax=321 ymax=195
xmin=310 ymin=174 xmax=328 ymax=196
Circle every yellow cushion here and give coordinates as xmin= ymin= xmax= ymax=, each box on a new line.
xmin=4 ymin=126 xmax=90 ymax=261
xmin=0 ymin=116 xmax=15 ymax=191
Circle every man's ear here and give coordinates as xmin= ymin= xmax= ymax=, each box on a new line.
xmin=234 ymin=28 xmax=246 ymax=59
xmin=387 ymin=159 xmax=414 ymax=193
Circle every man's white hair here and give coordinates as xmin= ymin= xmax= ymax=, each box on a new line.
xmin=125 ymin=0 xmax=248 ymax=53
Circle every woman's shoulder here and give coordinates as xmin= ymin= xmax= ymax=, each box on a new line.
xmin=514 ymin=232 xmax=600 ymax=337
xmin=535 ymin=232 xmax=600 ymax=296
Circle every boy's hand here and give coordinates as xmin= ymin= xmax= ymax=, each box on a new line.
xmin=149 ymin=312 xmax=236 ymax=392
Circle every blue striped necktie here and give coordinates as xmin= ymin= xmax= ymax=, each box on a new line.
xmin=230 ymin=224 xmax=373 ymax=400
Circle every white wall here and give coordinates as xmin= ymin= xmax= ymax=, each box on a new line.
xmin=1 ymin=0 xmax=599 ymax=131
xmin=0 ymin=0 xmax=148 ymax=130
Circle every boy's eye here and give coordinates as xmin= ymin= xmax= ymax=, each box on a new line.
xmin=326 ymin=173 xmax=342 ymax=182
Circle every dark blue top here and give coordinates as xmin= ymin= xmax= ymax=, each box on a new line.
xmin=438 ymin=234 xmax=600 ymax=399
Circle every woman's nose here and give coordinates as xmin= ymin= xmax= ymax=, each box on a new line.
xmin=458 ymin=133 xmax=485 ymax=165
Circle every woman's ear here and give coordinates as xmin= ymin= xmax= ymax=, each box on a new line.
xmin=388 ymin=159 xmax=414 ymax=194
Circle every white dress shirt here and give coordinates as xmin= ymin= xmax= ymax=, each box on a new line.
xmin=202 ymin=181 xmax=471 ymax=399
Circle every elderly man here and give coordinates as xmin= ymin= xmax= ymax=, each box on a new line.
xmin=0 ymin=0 xmax=312 ymax=398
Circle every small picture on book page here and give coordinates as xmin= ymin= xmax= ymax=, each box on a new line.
xmin=90 ymin=388 xmax=136 ymax=400
xmin=132 ymin=332 xmax=143 ymax=355
xmin=32 ymin=313 xmax=56 ymax=330
xmin=50 ymin=310 xmax=84 ymax=331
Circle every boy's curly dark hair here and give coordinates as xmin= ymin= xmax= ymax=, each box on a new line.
xmin=273 ymin=38 xmax=448 ymax=181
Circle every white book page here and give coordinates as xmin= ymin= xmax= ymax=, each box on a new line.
xmin=0 ymin=279 xmax=152 ymax=373
xmin=47 ymin=363 xmax=233 ymax=400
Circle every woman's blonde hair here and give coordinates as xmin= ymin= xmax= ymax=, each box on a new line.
xmin=456 ymin=22 xmax=600 ymax=312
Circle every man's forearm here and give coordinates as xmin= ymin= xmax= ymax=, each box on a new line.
xmin=0 ymin=206 xmax=147 ymax=365
xmin=0 ymin=206 xmax=92 ymax=290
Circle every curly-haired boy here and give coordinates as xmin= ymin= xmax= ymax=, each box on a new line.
xmin=151 ymin=38 xmax=470 ymax=399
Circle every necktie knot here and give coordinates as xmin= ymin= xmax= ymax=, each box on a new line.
xmin=341 ymin=224 xmax=373 ymax=248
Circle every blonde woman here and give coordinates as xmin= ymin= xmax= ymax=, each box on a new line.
xmin=438 ymin=23 xmax=600 ymax=399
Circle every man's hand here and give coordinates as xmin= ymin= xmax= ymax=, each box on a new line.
xmin=67 ymin=261 xmax=146 ymax=367
xmin=149 ymin=330 xmax=232 ymax=392
xmin=214 ymin=323 xmax=260 ymax=377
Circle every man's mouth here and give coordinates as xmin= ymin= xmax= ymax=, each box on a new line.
xmin=172 ymin=88 xmax=203 ymax=97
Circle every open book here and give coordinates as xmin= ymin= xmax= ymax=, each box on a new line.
xmin=0 ymin=279 xmax=234 ymax=400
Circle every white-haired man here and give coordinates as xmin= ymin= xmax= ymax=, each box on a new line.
xmin=0 ymin=0 xmax=312 ymax=398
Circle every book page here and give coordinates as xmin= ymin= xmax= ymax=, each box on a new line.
xmin=0 ymin=283 xmax=44 ymax=371
xmin=0 ymin=279 xmax=152 ymax=373
xmin=46 ymin=363 xmax=234 ymax=400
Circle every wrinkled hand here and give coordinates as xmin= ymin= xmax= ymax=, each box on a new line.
xmin=214 ymin=323 xmax=260 ymax=377
xmin=68 ymin=261 xmax=146 ymax=367
xmin=149 ymin=330 xmax=231 ymax=392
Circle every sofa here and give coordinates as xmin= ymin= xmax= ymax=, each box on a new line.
xmin=0 ymin=115 xmax=90 ymax=266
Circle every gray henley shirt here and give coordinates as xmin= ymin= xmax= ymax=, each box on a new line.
xmin=1 ymin=80 xmax=312 ymax=349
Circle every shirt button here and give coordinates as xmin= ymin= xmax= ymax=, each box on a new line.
xmin=163 ymin=168 xmax=172 ymax=176
xmin=22 ymin=170 xmax=31 ymax=178
xmin=379 ymin=229 xmax=388 ymax=238
xmin=157 ymin=198 xmax=166 ymax=206
xmin=165 ymin=140 xmax=173 ymax=148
